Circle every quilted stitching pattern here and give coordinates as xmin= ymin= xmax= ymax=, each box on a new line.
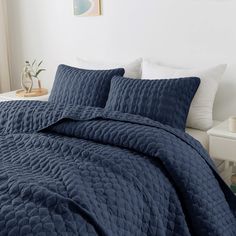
xmin=0 ymin=101 xmax=235 ymax=236
xmin=49 ymin=65 xmax=125 ymax=107
xmin=105 ymin=76 xmax=200 ymax=130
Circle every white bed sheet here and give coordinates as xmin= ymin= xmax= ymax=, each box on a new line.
xmin=186 ymin=121 xmax=220 ymax=151
xmin=186 ymin=127 xmax=209 ymax=150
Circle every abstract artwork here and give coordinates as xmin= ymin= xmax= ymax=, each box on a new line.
xmin=74 ymin=0 xmax=101 ymax=16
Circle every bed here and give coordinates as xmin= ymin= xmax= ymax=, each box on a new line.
xmin=186 ymin=123 xmax=227 ymax=175
xmin=0 ymin=100 xmax=235 ymax=236
xmin=186 ymin=126 xmax=211 ymax=151
xmin=0 ymin=62 xmax=235 ymax=235
xmin=186 ymin=121 xmax=220 ymax=151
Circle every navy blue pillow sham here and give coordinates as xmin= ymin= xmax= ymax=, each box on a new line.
xmin=49 ymin=64 xmax=125 ymax=107
xmin=105 ymin=76 xmax=200 ymax=130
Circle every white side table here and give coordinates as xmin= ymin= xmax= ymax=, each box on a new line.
xmin=207 ymin=120 xmax=236 ymax=186
xmin=0 ymin=90 xmax=50 ymax=102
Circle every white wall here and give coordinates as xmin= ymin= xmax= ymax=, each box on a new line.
xmin=6 ymin=0 xmax=236 ymax=121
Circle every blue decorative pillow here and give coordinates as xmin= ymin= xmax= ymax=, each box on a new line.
xmin=49 ymin=65 xmax=125 ymax=107
xmin=105 ymin=76 xmax=200 ymax=130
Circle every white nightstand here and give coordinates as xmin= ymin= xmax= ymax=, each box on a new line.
xmin=207 ymin=120 xmax=236 ymax=186
xmin=0 ymin=90 xmax=50 ymax=102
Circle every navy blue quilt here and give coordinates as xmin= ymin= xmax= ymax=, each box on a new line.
xmin=0 ymin=101 xmax=235 ymax=236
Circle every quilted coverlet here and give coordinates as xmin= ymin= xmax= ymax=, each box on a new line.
xmin=0 ymin=101 xmax=235 ymax=236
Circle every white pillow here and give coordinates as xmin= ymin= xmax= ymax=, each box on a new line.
xmin=142 ymin=60 xmax=227 ymax=130
xmin=76 ymin=58 xmax=142 ymax=79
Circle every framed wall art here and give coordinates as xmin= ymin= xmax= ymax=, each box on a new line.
xmin=74 ymin=0 xmax=101 ymax=16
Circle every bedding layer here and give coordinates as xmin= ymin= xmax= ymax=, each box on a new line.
xmin=0 ymin=101 xmax=235 ymax=236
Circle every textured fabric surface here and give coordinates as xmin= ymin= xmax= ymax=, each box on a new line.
xmin=76 ymin=57 xmax=142 ymax=79
xmin=49 ymin=64 xmax=125 ymax=107
xmin=105 ymin=76 xmax=200 ymax=130
xmin=0 ymin=101 xmax=235 ymax=236
xmin=142 ymin=60 xmax=227 ymax=130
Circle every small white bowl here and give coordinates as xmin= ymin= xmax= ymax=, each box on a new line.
xmin=228 ymin=116 xmax=236 ymax=133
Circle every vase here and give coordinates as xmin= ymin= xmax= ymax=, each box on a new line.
xmin=21 ymin=70 xmax=33 ymax=93
xmin=37 ymin=79 xmax=42 ymax=90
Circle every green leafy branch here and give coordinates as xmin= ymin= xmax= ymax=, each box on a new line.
xmin=26 ymin=60 xmax=46 ymax=80
xmin=25 ymin=60 xmax=46 ymax=89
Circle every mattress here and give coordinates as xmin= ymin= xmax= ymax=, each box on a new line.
xmin=186 ymin=121 xmax=220 ymax=151
xmin=186 ymin=121 xmax=225 ymax=173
